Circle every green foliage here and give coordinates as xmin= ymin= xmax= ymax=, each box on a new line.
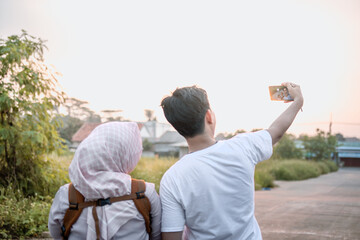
xmin=256 ymin=158 xmax=338 ymax=185
xmin=323 ymin=160 xmax=339 ymax=172
xmin=41 ymin=155 xmax=70 ymax=196
xmin=254 ymin=168 xmax=275 ymax=190
xmin=335 ymin=133 xmax=345 ymax=142
xmin=55 ymin=115 xmax=84 ymax=143
xmin=219 ymin=129 xmax=247 ymax=139
xmin=0 ymin=30 xmax=65 ymax=196
xmin=63 ymin=97 xmax=101 ymax=122
xmin=0 ymin=153 xmax=70 ymax=238
xmin=251 ymin=128 xmax=263 ymax=132
xmin=270 ymin=160 xmax=321 ymax=180
xmin=142 ymin=139 xmax=153 ymax=151
xmin=301 ymin=129 xmax=337 ymax=161
xmin=0 ymin=185 xmax=52 ymax=239
xmin=131 ymin=157 xmax=177 ymax=193
xmin=316 ymin=161 xmax=331 ymax=174
xmin=273 ymin=133 xmax=303 ymax=159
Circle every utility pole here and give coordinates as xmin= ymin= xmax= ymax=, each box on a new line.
xmin=329 ymin=113 xmax=333 ymax=134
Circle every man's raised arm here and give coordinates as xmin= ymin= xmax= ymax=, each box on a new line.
xmin=267 ymin=82 xmax=304 ymax=145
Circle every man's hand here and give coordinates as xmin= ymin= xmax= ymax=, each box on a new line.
xmin=282 ymin=82 xmax=304 ymax=104
xmin=267 ymin=82 xmax=304 ymax=145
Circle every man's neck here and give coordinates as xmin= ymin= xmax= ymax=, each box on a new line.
xmin=186 ymin=133 xmax=217 ymax=153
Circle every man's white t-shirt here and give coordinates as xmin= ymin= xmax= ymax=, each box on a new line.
xmin=160 ymin=130 xmax=273 ymax=240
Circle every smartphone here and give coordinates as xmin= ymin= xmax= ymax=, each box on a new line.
xmin=269 ymin=85 xmax=294 ymax=101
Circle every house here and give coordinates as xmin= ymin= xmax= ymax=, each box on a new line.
xmin=154 ymin=130 xmax=188 ymax=158
xmin=139 ymin=120 xmax=173 ymax=143
xmin=335 ymin=140 xmax=360 ymax=167
xmin=137 ymin=120 xmax=174 ymax=157
xmin=70 ymin=122 xmax=102 ymax=151
xmin=70 ymin=120 xmax=191 ymax=158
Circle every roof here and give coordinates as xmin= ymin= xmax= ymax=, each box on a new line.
xmin=336 ymin=143 xmax=360 ymax=159
xmin=71 ymin=122 xmax=144 ymax=143
xmin=157 ymin=131 xmax=185 ymax=144
xmin=71 ymin=122 xmax=102 ymax=142
xmin=339 ymin=152 xmax=360 ymax=158
xmin=170 ymin=141 xmax=188 ymax=148
xmin=139 ymin=120 xmax=173 ymax=139
xmin=338 ymin=141 xmax=360 ymax=148
xmin=337 ymin=146 xmax=360 ymax=151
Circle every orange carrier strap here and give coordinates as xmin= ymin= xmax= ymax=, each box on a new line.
xmin=61 ymin=179 xmax=152 ymax=240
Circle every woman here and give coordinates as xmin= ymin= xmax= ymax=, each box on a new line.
xmin=48 ymin=122 xmax=161 ymax=240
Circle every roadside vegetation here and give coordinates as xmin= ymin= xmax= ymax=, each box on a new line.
xmin=254 ymin=158 xmax=338 ymax=190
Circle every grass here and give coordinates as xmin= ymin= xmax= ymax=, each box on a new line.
xmin=131 ymin=157 xmax=178 ymax=193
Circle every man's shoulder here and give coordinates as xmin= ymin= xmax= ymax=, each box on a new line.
xmin=160 ymin=155 xmax=196 ymax=186
xmin=161 ymin=156 xmax=188 ymax=177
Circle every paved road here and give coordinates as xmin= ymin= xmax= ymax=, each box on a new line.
xmin=255 ymin=168 xmax=360 ymax=240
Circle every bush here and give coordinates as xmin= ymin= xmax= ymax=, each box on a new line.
xmin=316 ymin=161 xmax=331 ymax=174
xmin=254 ymin=169 xmax=275 ymax=190
xmin=0 ymin=153 xmax=71 ymax=239
xmin=0 ymin=186 xmax=52 ymax=239
xmin=324 ymin=160 xmax=339 ymax=172
xmin=271 ymin=160 xmax=321 ymax=181
xmin=41 ymin=154 xmax=71 ymax=196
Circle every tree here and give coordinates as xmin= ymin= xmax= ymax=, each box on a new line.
xmin=144 ymin=109 xmax=155 ymax=121
xmin=55 ymin=115 xmax=84 ymax=143
xmin=0 ymin=31 xmax=65 ymax=195
xmin=220 ymin=129 xmax=247 ymax=139
xmin=64 ymin=97 xmax=88 ymax=118
xmin=142 ymin=139 xmax=153 ymax=151
xmin=335 ymin=133 xmax=345 ymax=142
xmin=301 ymin=129 xmax=337 ymax=161
xmin=63 ymin=97 xmax=101 ymax=122
xmin=101 ymin=109 xmax=124 ymax=122
xmin=273 ymin=133 xmax=303 ymax=159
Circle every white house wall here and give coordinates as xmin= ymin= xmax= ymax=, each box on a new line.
xmin=140 ymin=121 xmax=173 ymax=141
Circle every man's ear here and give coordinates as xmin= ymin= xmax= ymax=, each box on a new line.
xmin=205 ymin=109 xmax=213 ymax=124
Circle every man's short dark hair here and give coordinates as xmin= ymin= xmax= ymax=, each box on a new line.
xmin=160 ymin=86 xmax=210 ymax=138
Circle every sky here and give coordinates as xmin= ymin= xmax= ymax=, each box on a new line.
xmin=1 ymin=0 xmax=359 ymax=137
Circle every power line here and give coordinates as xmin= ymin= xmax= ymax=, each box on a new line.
xmin=334 ymin=122 xmax=360 ymax=126
xmin=296 ymin=122 xmax=360 ymax=126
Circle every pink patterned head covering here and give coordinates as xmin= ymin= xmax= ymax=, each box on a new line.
xmin=68 ymin=121 xmax=143 ymax=239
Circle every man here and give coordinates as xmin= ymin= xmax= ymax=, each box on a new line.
xmin=159 ymin=83 xmax=303 ymax=240
xmin=283 ymin=87 xmax=293 ymax=101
